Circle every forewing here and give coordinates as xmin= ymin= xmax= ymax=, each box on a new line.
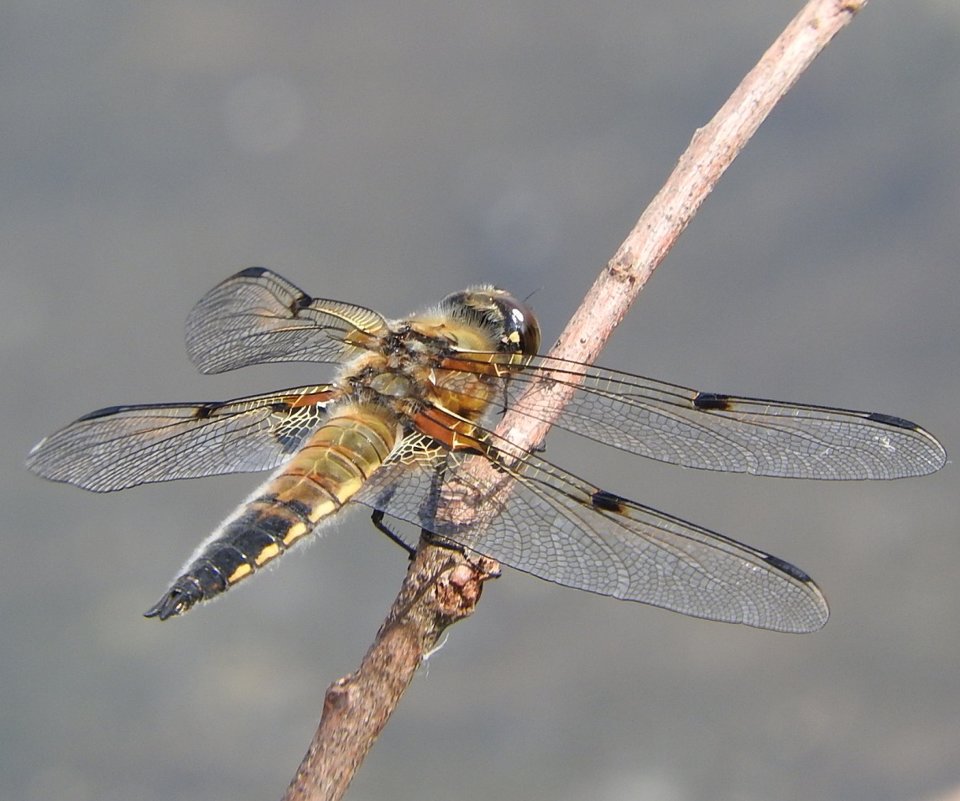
xmin=449 ymin=353 xmax=945 ymax=479
xmin=354 ymin=433 xmax=828 ymax=633
xmin=186 ymin=267 xmax=390 ymax=373
xmin=26 ymin=385 xmax=337 ymax=492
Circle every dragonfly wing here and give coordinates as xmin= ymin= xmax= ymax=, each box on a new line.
xmin=490 ymin=355 xmax=946 ymax=479
xmin=186 ymin=267 xmax=390 ymax=373
xmin=354 ymin=433 xmax=828 ymax=633
xmin=26 ymin=385 xmax=337 ymax=492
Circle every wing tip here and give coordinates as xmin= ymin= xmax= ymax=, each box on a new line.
xmin=863 ymin=412 xmax=947 ymax=476
xmin=763 ymin=553 xmax=813 ymax=583
xmin=235 ymin=266 xmax=270 ymax=279
xmin=759 ymin=553 xmax=829 ymax=633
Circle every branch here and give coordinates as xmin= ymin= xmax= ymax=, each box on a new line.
xmin=284 ymin=545 xmax=500 ymax=801
xmin=282 ymin=2 xmax=867 ymax=799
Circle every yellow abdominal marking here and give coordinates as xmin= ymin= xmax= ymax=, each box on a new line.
xmin=228 ymin=563 xmax=253 ymax=583
xmin=255 ymin=543 xmax=281 ymax=564
xmin=282 ymin=521 xmax=309 ymax=545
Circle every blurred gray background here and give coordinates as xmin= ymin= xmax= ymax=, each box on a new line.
xmin=3 ymin=3 xmax=959 ymax=800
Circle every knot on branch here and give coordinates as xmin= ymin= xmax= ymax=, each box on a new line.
xmin=433 ymin=555 xmax=500 ymax=621
xmin=322 ymin=678 xmax=354 ymax=720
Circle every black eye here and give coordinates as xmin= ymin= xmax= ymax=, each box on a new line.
xmin=496 ymin=295 xmax=541 ymax=356
xmin=439 ymin=287 xmax=541 ymax=355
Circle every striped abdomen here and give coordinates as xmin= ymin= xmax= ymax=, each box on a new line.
xmin=145 ymin=406 xmax=397 ymax=619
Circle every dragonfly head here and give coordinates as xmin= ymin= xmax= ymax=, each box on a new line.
xmin=440 ymin=286 xmax=541 ymax=356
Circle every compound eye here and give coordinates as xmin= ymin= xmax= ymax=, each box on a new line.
xmin=499 ymin=297 xmax=541 ymax=356
xmin=438 ymin=287 xmax=542 ymax=355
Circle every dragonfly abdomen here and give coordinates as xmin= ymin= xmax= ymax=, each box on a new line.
xmin=144 ymin=406 xmax=398 ymax=620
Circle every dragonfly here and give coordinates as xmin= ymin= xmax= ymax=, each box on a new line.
xmin=27 ymin=268 xmax=946 ymax=632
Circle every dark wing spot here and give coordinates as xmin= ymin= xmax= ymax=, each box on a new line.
xmin=866 ymin=411 xmax=918 ymax=430
xmin=290 ymin=292 xmax=314 ymax=315
xmin=77 ymin=405 xmax=130 ymax=422
xmin=192 ymin=403 xmax=218 ymax=420
xmin=763 ymin=554 xmax=813 ymax=583
xmin=236 ymin=266 xmax=270 ymax=278
xmin=591 ymin=489 xmax=628 ymax=514
xmin=693 ymin=392 xmax=732 ymax=411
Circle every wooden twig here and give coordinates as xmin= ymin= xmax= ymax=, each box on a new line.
xmin=284 ymin=544 xmax=500 ymax=801
xmin=281 ymin=2 xmax=867 ymax=799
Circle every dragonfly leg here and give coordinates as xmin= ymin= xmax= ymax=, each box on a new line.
xmin=371 ymin=510 xmax=417 ymax=558
xmin=419 ymin=527 xmax=467 ymax=554
xmin=369 ymin=511 xmax=469 ymax=559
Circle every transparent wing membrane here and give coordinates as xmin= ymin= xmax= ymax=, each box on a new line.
xmin=355 ymin=433 xmax=828 ymax=633
xmin=186 ymin=267 xmax=389 ymax=373
xmin=27 ymin=385 xmax=336 ymax=491
xmin=447 ymin=353 xmax=946 ymax=480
